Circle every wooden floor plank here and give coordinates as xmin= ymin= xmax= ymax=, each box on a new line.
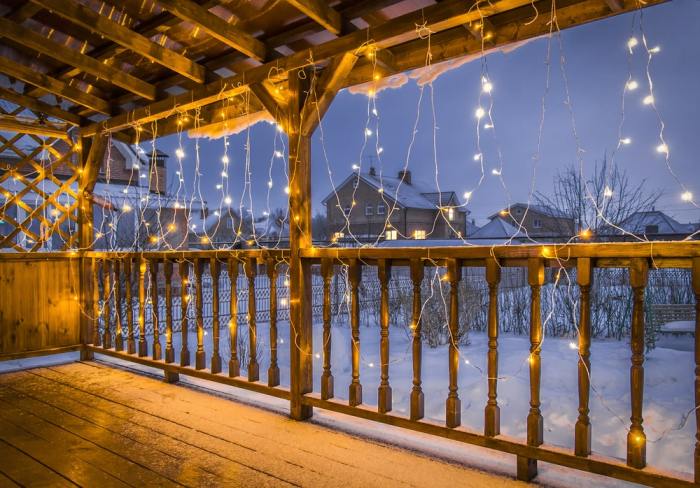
xmin=0 ymin=418 xmax=127 ymax=488
xmin=0 ymin=397 xmax=173 ymax=487
xmin=0 ymin=470 xmax=21 ymax=488
xmin=0 ymin=439 xmax=75 ymax=488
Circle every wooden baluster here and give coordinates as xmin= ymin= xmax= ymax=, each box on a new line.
xmin=575 ymin=258 xmax=593 ymax=456
xmin=348 ymin=259 xmax=362 ymax=406
xmin=164 ymin=259 xmax=174 ymax=363
xmin=92 ymin=257 xmax=101 ymax=347
xmin=179 ymin=259 xmax=190 ymax=366
xmin=445 ymin=259 xmax=461 ymax=428
xmin=517 ymin=258 xmax=545 ymax=481
xmin=102 ymin=258 xmax=112 ymax=349
xmin=194 ymin=258 xmax=206 ymax=370
xmin=138 ymin=257 xmax=147 ymax=357
xmin=484 ymin=258 xmax=501 ymax=437
xmin=627 ymin=258 xmax=648 ymax=469
xmin=321 ymin=258 xmax=334 ymax=400
xmin=150 ymin=259 xmax=161 ymax=360
xmin=693 ymin=257 xmax=700 ymax=484
xmin=378 ymin=259 xmax=392 ymax=413
xmin=246 ymin=257 xmax=259 ymax=381
xmin=410 ymin=259 xmax=424 ymax=421
xmin=114 ymin=259 xmax=123 ymax=351
xmin=124 ymin=257 xmax=135 ymax=354
xmin=228 ymin=257 xmax=240 ymax=377
xmin=210 ymin=258 xmax=222 ymax=374
xmin=267 ymin=257 xmax=280 ymax=387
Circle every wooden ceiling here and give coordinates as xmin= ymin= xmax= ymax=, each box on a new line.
xmin=0 ymin=0 xmax=665 ymax=142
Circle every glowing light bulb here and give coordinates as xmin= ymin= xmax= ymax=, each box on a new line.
xmin=314 ymin=353 xmax=321 ymax=359
xmin=122 ymin=204 xmax=132 ymax=213
xmin=367 ymin=89 xmax=376 ymax=98
xmin=174 ymin=202 xmax=181 ymax=209
xmin=627 ymin=37 xmax=638 ymax=50
xmin=643 ymin=95 xmax=654 ymax=105
xmin=274 ymin=150 xmax=283 ymax=158
xmin=482 ymin=81 xmax=493 ymax=93
xmin=649 ymin=46 xmax=661 ymax=54
xmin=352 ymin=164 xmax=360 ymax=171
xmin=463 ymin=191 xmax=472 ymax=200
xmin=167 ymin=223 xmax=176 ymax=232
xmin=267 ymin=180 xmax=273 ymax=188
xmin=175 ymin=148 xmax=185 ymax=159
xmin=491 ymin=168 xmax=501 ymax=176
xmin=365 ymin=128 xmax=373 ymax=136
xmin=620 ymin=137 xmax=632 ymax=145
xmin=473 ymin=153 xmax=482 ymax=161
xmin=681 ymin=191 xmax=693 ymax=202
xmin=377 ymin=147 xmax=384 ymax=154
xmin=626 ymin=80 xmax=638 ymax=91
xmin=475 ymin=107 xmax=486 ymax=119
xmin=221 ymin=155 xmax=229 ymax=164
xmin=224 ymin=196 xmax=232 ymax=205
xmin=221 ymin=171 xmax=228 ymax=178
xmin=284 ymin=186 xmax=290 ymax=195
xmin=372 ymin=108 xmax=378 ymax=116
xmin=216 ymin=184 xmax=222 ymax=190
xmin=378 ymin=187 xmax=384 ymax=193
xmin=656 ymin=143 xmax=668 ymax=154
xmin=368 ymin=362 xmax=374 ymax=368
xmin=483 ymin=123 xmax=493 ymax=129
xmin=122 ymin=188 xmax=128 ymax=194
xmin=276 ymin=124 xmax=284 ymax=132
xmin=464 ymin=359 xmax=470 ymax=365
xmin=214 ymin=211 xmax=220 ymax=217
xmin=580 ymin=228 xmax=592 ymax=240
xmin=569 ymin=341 xmax=578 ymax=350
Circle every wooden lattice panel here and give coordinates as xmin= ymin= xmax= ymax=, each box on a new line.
xmin=0 ymin=102 xmax=80 ymax=252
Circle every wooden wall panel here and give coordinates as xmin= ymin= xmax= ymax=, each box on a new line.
xmin=0 ymin=257 xmax=81 ymax=356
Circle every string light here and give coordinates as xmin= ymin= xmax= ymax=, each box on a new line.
xmin=473 ymin=153 xmax=482 ymax=161
xmin=649 ymin=46 xmax=661 ymax=54
xmin=681 ymin=191 xmax=693 ymax=202
xmin=284 ymin=186 xmax=290 ymax=194
xmin=656 ymin=143 xmax=669 ymax=154
xmin=568 ymin=341 xmax=578 ymax=350
xmin=603 ymin=186 xmax=614 ymax=198
xmin=463 ymin=191 xmax=472 ymax=200
xmin=274 ymin=150 xmax=283 ymax=158
xmin=627 ymin=37 xmax=638 ymax=51
xmin=620 ymin=137 xmax=632 ymax=145
xmin=626 ymin=80 xmax=639 ymax=91
xmin=221 ymin=155 xmax=230 ymax=164
xmin=475 ymin=107 xmax=486 ymax=119
xmin=643 ymin=95 xmax=654 ymax=105
xmin=365 ymin=128 xmax=373 ymax=136
xmin=491 ymin=168 xmax=501 ymax=175
xmin=175 ymin=148 xmax=185 ymax=159
xmin=224 ymin=196 xmax=232 ymax=205
xmin=482 ymin=79 xmax=493 ymax=94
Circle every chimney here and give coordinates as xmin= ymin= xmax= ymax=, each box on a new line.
xmin=369 ymin=166 xmax=376 ymax=176
xmin=398 ymin=169 xmax=411 ymax=185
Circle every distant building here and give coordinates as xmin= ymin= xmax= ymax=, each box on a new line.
xmin=601 ymin=209 xmax=698 ymax=241
xmin=487 ymin=203 xmax=575 ymax=240
xmin=322 ymin=167 xmax=468 ymax=242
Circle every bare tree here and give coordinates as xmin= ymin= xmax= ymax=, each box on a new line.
xmin=535 ymin=155 xmax=661 ymax=236
xmin=312 ymin=212 xmax=330 ymax=242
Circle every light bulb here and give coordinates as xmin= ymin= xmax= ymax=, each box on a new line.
xmin=483 ymin=123 xmax=493 ymax=129
xmin=216 ymin=184 xmax=222 ymax=190
xmin=475 ymin=107 xmax=486 ymax=119
xmin=122 ymin=188 xmax=128 ymax=194
xmin=377 ymin=147 xmax=384 ymax=154
xmin=649 ymin=46 xmax=661 ymax=54
xmin=626 ymin=80 xmax=638 ymax=91
xmin=224 ymin=196 xmax=232 ymax=205
xmin=221 ymin=171 xmax=228 ymax=178
xmin=569 ymin=341 xmax=578 ymax=350
xmin=284 ymin=186 xmax=290 ymax=194
xmin=221 ymin=155 xmax=229 ymax=164
xmin=463 ymin=191 xmax=472 ymax=200
xmin=620 ymin=137 xmax=632 ymax=145
xmin=656 ymin=143 xmax=668 ymax=154
xmin=473 ymin=153 xmax=482 ymax=161
xmin=267 ymin=180 xmax=273 ymax=188
xmin=122 ymin=204 xmax=132 ymax=212
xmin=604 ymin=186 xmax=614 ymax=198
xmin=365 ymin=128 xmax=373 ymax=136
xmin=352 ymin=164 xmax=360 ymax=170
xmin=681 ymin=191 xmax=693 ymax=202
xmin=175 ymin=148 xmax=185 ymax=159
xmin=627 ymin=37 xmax=638 ymax=50
xmin=491 ymin=168 xmax=501 ymax=176
xmin=274 ymin=150 xmax=283 ymax=158
xmin=643 ymin=95 xmax=654 ymax=105
xmin=482 ymin=81 xmax=493 ymax=93
xmin=372 ymin=108 xmax=378 ymax=116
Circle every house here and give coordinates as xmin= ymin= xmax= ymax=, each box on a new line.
xmin=601 ymin=209 xmax=698 ymax=241
xmin=322 ymin=167 xmax=468 ymax=242
xmin=468 ymin=217 xmax=528 ymax=244
xmin=487 ymin=203 xmax=575 ymax=240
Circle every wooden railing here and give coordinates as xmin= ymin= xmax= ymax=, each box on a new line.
xmin=1 ymin=242 xmax=699 ymax=486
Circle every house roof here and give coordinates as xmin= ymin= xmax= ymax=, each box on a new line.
xmin=322 ymin=170 xmax=466 ymax=212
xmin=613 ymin=210 xmax=697 ymax=235
xmin=488 ymin=203 xmax=571 ymax=220
xmin=469 ymin=217 xmax=526 ymax=240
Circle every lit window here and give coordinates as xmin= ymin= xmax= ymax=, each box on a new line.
xmin=333 ymin=231 xmax=345 ymax=240
xmin=385 ymin=229 xmax=397 ymax=240
xmin=448 ymin=208 xmax=454 ymax=221
xmin=365 ymin=204 xmax=374 ymax=216
xmin=413 ymin=229 xmax=426 ymax=240
xmin=377 ymin=204 xmax=386 ymax=215
xmin=533 ymin=219 xmax=542 ymax=229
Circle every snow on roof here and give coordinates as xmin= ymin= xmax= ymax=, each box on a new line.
xmin=615 ymin=210 xmax=697 ymax=235
xmin=487 ymin=203 xmax=571 ymax=220
xmin=469 ymin=217 xmax=526 ymax=240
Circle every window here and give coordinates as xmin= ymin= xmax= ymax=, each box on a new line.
xmin=343 ymin=206 xmax=351 ymax=216
xmin=533 ymin=218 xmax=542 ymax=229
xmin=448 ymin=208 xmax=455 ymax=221
xmin=413 ymin=229 xmax=426 ymax=240
xmin=377 ymin=204 xmax=386 ymax=215
xmin=365 ymin=204 xmax=374 ymax=216
xmin=332 ymin=231 xmax=345 ymax=241
xmin=385 ymin=229 xmax=397 ymax=240
xmin=645 ymin=224 xmax=659 ymax=234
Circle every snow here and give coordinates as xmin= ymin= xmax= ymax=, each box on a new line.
xmin=660 ymin=320 xmax=694 ymax=332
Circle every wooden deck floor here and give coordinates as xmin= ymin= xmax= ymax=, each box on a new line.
xmin=0 ymin=361 xmax=524 ymax=487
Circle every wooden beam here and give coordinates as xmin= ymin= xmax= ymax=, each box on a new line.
xmin=83 ymin=0 xmax=666 ymax=136
xmin=285 ymin=0 xmax=342 ymax=35
xmin=0 ymin=117 xmax=69 ymax=140
xmin=301 ymin=52 xmax=358 ymax=136
xmin=249 ymin=82 xmax=286 ymax=119
xmin=0 ymin=18 xmax=157 ymax=101
xmin=0 ymin=56 xmax=111 ymax=115
xmin=29 ymin=0 xmax=206 ymax=84
xmin=604 ymin=0 xmax=624 ymax=11
xmin=0 ymin=87 xmax=81 ymax=126
xmin=155 ymin=0 xmax=266 ymax=61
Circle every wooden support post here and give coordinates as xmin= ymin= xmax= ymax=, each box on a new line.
xmin=693 ymin=258 xmax=700 ymax=484
xmin=320 ymin=258 xmax=334 ymax=400
xmin=194 ymin=258 xmax=206 ymax=370
xmin=114 ymin=259 xmax=123 ymax=352
xmin=267 ymin=257 xmax=280 ymax=387
xmin=210 ymin=258 xmax=222 ymax=374
xmin=245 ymin=257 xmax=259 ymax=381
xmin=518 ymin=258 xmax=545 ymax=481
xmin=575 ymin=258 xmax=593 ymax=456
xmin=125 ymin=257 xmax=135 ymax=354
xmin=228 ymin=257 xmax=240 ymax=377
xmin=378 ymin=259 xmax=392 ymax=413
xmin=627 ymin=258 xmax=648 ymax=469
xmin=348 ymin=259 xmax=363 ymax=407
xmin=445 ymin=258 xmax=461 ymax=428
xmin=410 ymin=259 xmax=424 ymax=421
xmin=164 ymin=260 xmax=175 ymax=363
xmin=102 ymin=259 xmax=112 ymax=349
xmin=288 ymin=68 xmax=314 ymax=421
xmin=484 ymin=258 xmax=501 ymax=437
xmin=150 ymin=259 xmax=161 ymax=360
xmin=138 ymin=258 xmax=148 ymax=357
xmin=179 ymin=260 xmax=190 ymax=367
xmin=90 ymin=257 xmax=101 ymax=349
